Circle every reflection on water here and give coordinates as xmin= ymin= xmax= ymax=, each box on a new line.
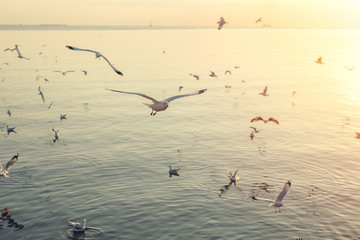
xmin=0 ymin=208 xmax=24 ymax=231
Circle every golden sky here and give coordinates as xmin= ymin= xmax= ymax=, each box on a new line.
xmin=1 ymin=0 xmax=360 ymax=28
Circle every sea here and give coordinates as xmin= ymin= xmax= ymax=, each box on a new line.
xmin=1 ymin=25 xmax=360 ymax=240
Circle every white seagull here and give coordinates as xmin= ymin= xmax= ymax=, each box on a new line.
xmin=66 ymin=45 xmax=123 ymax=75
xmin=225 ymin=168 xmax=239 ymax=183
xmin=252 ymin=180 xmax=291 ymax=212
xmin=345 ymin=66 xmax=355 ymax=71
xmin=224 ymin=70 xmax=231 ymax=75
xmin=259 ymin=86 xmax=269 ymax=96
xmin=14 ymin=45 xmax=30 ymax=60
xmin=82 ymin=70 xmax=88 ymax=76
xmin=217 ymin=17 xmax=228 ymax=30
xmin=52 ymin=128 xmax=59 ymax=142
xmin=4 ymin=47 xmax=16 ymax=52
xmin=7 ymin=109 xmax=11 ymax=117
xmin=53 ymin=70 xmax=74 ymax=76
xmin=106 ymin=88 xmax=207 ymax=116
xmin=255 ymin=18 xmax=262 ymax=24
xmin=6 ymin=126 xmax=17 ymax=135
xmin=0 ymin=154 xmax=19 ymax=178
xmin=250 ymin=117 xmax=279 ymax=125
xmin=189 ymin=73 xmax=200 ymax=80
xmin=169 ymin=166 xmax=180 ymax=177
xmin=67 ymin=219 xmax=87 ymax=232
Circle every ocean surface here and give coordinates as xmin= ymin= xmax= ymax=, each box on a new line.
xmin=1 ymin=27 xmax=360 ymax=240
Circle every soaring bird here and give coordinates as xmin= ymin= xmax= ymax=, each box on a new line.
xmin=345 ymin=66 xmax=355 ymax=71
xmin=38 ymin=86 xmax=45 ymax=103
xmin=67 ymin=219 xmax=87 ymax=232
xmin=106 ymin=88 xmax=207 ymax=116
xmin=315 ymin=56 xmax=324 ymax=64
xmin=0 ymin=154 xmax=19 ymax=178
xmin=66 ymin=45 xmax=123 ymax=75
xmin=189 ymin=73 xmax=200 ymax=80
xmin=217 ymin=17 xmax=228 ymax=30
xmin=53 ymin=70 xmax=75 ymax=76
xmin=60 ymin=114 xmax=67 ymax=121
xmin=250 ymin=117 xmax=279 ymax=124
xmin=225 ymin=70 xmax=232 ymax=75
xmin=255 ymin=18 xmax=262 ymax=24
xmin=225 ymin=168 xmax=239 ymax=184
xmin=259 ymin=86 xmax=269 ymax=96
xmin=6 ymin=126 xmax=17 ymax=135
xmin=169 ymin=166 xmax=180 ymax=177
xmin=209 ymin=71 xmax=218 ymax=78
xmin=252 ymin=180 xmax=291 ymax=212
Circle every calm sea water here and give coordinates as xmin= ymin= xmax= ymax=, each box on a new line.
xmin=1 ymin=27 xmax=360 ymax=240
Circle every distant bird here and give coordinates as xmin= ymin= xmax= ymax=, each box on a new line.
xmin=252 ymin=180 xmax=291 ymax=212
xmin=36 ymin=75 xmax=50 ymax=82
xmin=250 ymin=127 xmax=260 ymax=133
xmin=209 ymin=71 xmax=218 ymax=78
xmin=225 ymin=168 xmax=239 ymax=184
xmin=52 ymin=128 xmax=59 ymax=142
xmin=225 ymin=70 xmax=232 ymax=75
xmin=82 ymin=70 xmax=88 ymax=76
xmin=6 ymin=126 xmax=17 ymax=135
xmin=224 ymin=85 xmax=231 ymax=88
xmin=60 ymin=114 xmax=67 ymax=121
xmin=355 ymin=132 xmax=360 ymax=139
xmin=178 ymin=86 xmax=184 ymax=92
xmin=217 ymin=17 xmax=228 ymax=30
xmin=345 ymin=66 xmax=355 ymax=71
xmin=7 ymin=109 xmax=11 ymax=117
xmin=315 ymin=56 xmax=324 ymax=64
xmin=250 ymin=117 xmax=279 ymax=124
xmin=255 ymin=18 xmax=263 ymax=24
xmin=234 ymin=66 xmax=240 ymax=69
xmin=67 ymin=219 xmax=87 ymax=232
xmin=250 ymin=127 xmax=260 ymax=140
xmin=169 ymin=166 xmax=180 ymax=177
xmin=259 ymin=86 xmax=269 ymax=96
xmin=38 ymin=86 xmax=45 ymax=103
xmin=48 ymin=101 xmax=54 ymax=109
xmin=106 ymin=88 xmax=207 ymax=116
xmin=189 ymin=73 xmax=200 ymax=80
xmin=292 ymin=91 xmax=297 ymax=96
xmin=0 ymin=154 xmax=19 ymax=178
xmin=53 ymin=70 xmax=74 ymax=76
xmin=14 ymin=45 xmax=30 ymax=60
xmin=66 ymin=45 xmax=123 ymax=75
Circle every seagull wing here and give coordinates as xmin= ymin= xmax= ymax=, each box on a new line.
xmin=275 ymin=181 xmax=291 ymax=203
xmin=252 ymin=196 xmax=275 ymax=203
xmin=163 ymin=89 xmax=207 ymax=103
xmin=263 ymin=86 xmax=268 ymax=94
xmin=233 ymin=169 xmax=239 ymax=176
xmin=250 ymin=117 xmax=264 ymax=123
xmin=5 ymin=154 xmax=18 ymax=172
xmin=99 ymin=54 xmax=123 ymax=75
xmin=14 ymin=45 xmax=22 ymax=57
xmin=250 ymin=127 xmax=257 ymax=131
xmin=106 ymin=89 xmax=158 ymax=103
xmin=268 ymin=118 xmax=279 ymax=124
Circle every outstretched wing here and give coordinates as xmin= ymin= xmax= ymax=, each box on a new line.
xmin=99 ymin=54 xmax=123 ymax=75
xmin=250 ymin=117 xmax=264 ymax=123
xmin=163 ymin=89 xmax=207 ymax=103
xmin=275 ymin=180 xmax=291 ymax=203
xmin=5 ymin=154 xmax=19 ymax=172
xmin=268 ymin=118 xmax=279 ymax=125
xmin=106 ymin=89 xmax=158 ymax=103
xmin=252 ymin=196 xmax=275 ymax=203
xmin=262 ymin=86 xmax=268 ymax=94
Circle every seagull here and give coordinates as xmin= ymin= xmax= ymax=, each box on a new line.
xmin=6 ymin=126 xmax=17 ymax=135
xmin=66 ymin=45 xmax=123 ymax=75
xmin=7 ymin=109 xmax=11 ymax=117
xmin=225 ymin=70 xmax=232 ymax=75
xmin=52 ymin=128 xmax=59 ymax=142
xmin=178 ymin=86 xmax=184 ymax=92
xmin=252 ymin=180 xmax=291 ymax=212
xmin=36 ymin=75 xmax=50 ymax=82
xmin=259 ymin=86 xmax=269 ymax=96
xmin=209 ymin=71 xmax=218 ymax=78
xmin=14 ymin=45 xmax=30 ymax=60
xmin=53 ymin=70 xmax=75 ymax=76
xmin=345 ymin=66 xmax=355 ymax=71
xmin=315 ymin=56 xmax=324 ymax=64
xmin=60 ymin=114 xmax=67 ymax=121
xmin=217 ymin=17 xmax=228 ymax=30
xmin=81 ymin=70 xmax=87 ymax=76
xmin=106 ymin=88 xmax=207 ymax=116
xmin=255 ymin=18 xmax=263 ymax=24
xmin=38 ymin=86 xmax=45 ymax=103
xmin=0 ymin=154 xmax=19 ymax=178
xmin=250 ymin=127 xmax=260 ymax=133
xmin=169 ymin=166 xmax=180 ymax=177
xmin=219 ymin=167 xmax=241 ymax=196
xmin=67 ymin=219 xmax=87 ymax=232
xmin=234 ymin=66 xmax=240 ymax=69
xmin=292 ymin=91 xmax=297 ymax=96
xmin=48 ymin=101 xmax=54 ymax=109
xmin=355 ymin=132 xmax=360 ymax=139
xmin=250 ymin=117 xmax=279 ymax=124
xmin=225 ymin=168 xmax=239 ymax=184
xmin=189 ymin=73 xmax=200 ymax=80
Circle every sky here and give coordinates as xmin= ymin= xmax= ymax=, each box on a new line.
xmin=1 ymin=0 xmax=360 ymax=28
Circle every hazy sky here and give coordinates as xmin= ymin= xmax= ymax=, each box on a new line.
xmin=1 ymin=0 xmax=360 ymax=28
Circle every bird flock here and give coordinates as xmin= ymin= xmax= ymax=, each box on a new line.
xmin=1 ymin=18 xmax=357 ymax=237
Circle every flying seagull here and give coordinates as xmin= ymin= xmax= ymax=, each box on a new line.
xmin=169 ymin=166 xmax=180 ymax=177
xmin=68 ymin=219 xmax=87 ymax=232
xmin=259 ymin=86 xmax=269 ymax=96
xmin=225 ymin=70 xmax=232 ymax=75
xmin=7 ymin=109 xmax=11 ymax=117
xmin=66 ymin=45 xmax=123 ymax=75
xmin=38 ymin=86 xmax=45 ymax=103
xmin=250 ymin=117 xmax=279 ymax=124
xmin=217 ymin=17 xmax=228 ymax=30
xmin=52 ymin=128 xmax=59 ymax=142
xmin=178 ymin=86 xmax=184 ymax=92
xmin=315 ymin=56 xmax=324 ymax=64
xmin=189 ymin=73 xmax=200 ymax=80
xmin=82 ymin=70 xmax=88 ymax=76
xmin=106 ymin=88 xmax=207 ymax=116
xmin=14 ymin=45 xmax=30 ymax=60
xmin=225 ymin=168 xmax=239 ymax=184
xmin=53 ymin=70 xmax=75 ymax=76
xmin=345 ymin=66 xmax=355 ymax=71
xmin=0 ymin=154 xmax=19 ymax=178
xmin=255 ymin=18 xmax=262 ymax=24
xmin=209 ymin=71 xmax=218 ymax=78
xmin=6 ymin=126 xmax=17 ymax=135
xmin=60 ymin=113 xmax=67 ymax=121
xmin=252 ymin=180 xmax=291 ymax=212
